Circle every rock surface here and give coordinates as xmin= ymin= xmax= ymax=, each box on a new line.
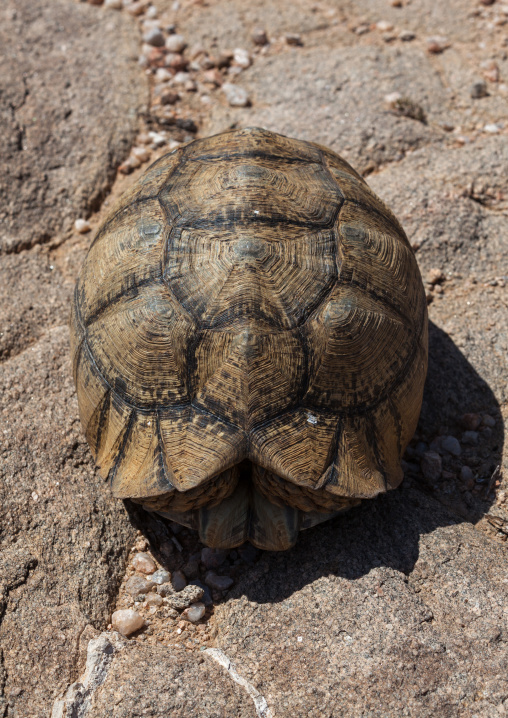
xmin=0 ymin=0 xmax=146 ymax=253
xmin=1 ymin=0 xmax=507 ymax=716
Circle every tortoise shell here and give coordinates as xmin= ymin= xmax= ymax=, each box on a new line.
xmin=70 ymin=127 xmax=428 ymax=551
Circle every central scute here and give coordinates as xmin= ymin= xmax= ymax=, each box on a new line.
xmin=161 ymin=158 xmax=342 ymax=330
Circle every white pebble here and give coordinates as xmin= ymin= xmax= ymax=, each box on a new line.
xmin=384 ymin=92 xmax=402 ymax=107
xmin=112 ymin=609 xmax=145 ymax=636
xmin=165 ymin=34 xmax=187 ymax=53
xmin=183 ymin=602 xmax=206 ymax=623
xmin=75 ymin=218 xmax=91 ymax=234
xmin=377 ymin=20 xmax=394 ymax=31
xmin=155 ymin=68 xmax=173 ymax=82
xmin=132 ymin=552 xmax=157 ymax=574
xmin=145 ymin=593 xmax=163 ymax=607
xmin=222 ymin=83 xmax=250 ymax=107
xmin=233 ymin=47 xmax=251 ymax=68
xmin=150 ymin=568 xmax=171 ymax=585
xmin=131 ymin=146 xmax=151 ymax=163
xmin=484 ymin=123 xmax=501 ymax=134
xmin=148 ymin=131 xmax=167 ymax=147
xmin=104 ymin=0 xmax=123 ymax=8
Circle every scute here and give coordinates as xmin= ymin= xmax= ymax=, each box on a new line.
xmin=71 ymin=127 xmax=428 ymax=550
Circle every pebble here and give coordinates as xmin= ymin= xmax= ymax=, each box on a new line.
xmin=376 ymin=20 xmax=394 ymax=31
xmin=164 ymin=584 xmax=204 ymax=610
xmin=145 ymin=5 xmax=158 ymax=18
xmin=285 ymin=33 xmax=303 ymax=46
xmin=172 ymin=71 xmax=191 ymax=84
xmin=148 ymin=131 xmax=167 ymax=147
xmin=384 ymin=91 xmax=402 ymax=107
xmin=252 ymin=27 xmax=268 ymax=45
xmin=399 ymin=30 xmax=416 ymax=41
xmin=460 ymin=466 xmax=474 ymax=484
xmin=355 ymin=24 xmax=370 ymax=35
xmin=182 ymin=558 xmax=199 ymax=579
xmin=470 ymin=80 xmax=488 ymax=99
xmin=183 ymin=602 xmax=206 ymax=623
xmin=132 ymin=552 xmax=157 ymax=574
xmin=74 ymin=218 xmax=91 ymax=234
xmin=222 ymin=83 xmax=250 ymax=107
xmin=482 ymin=414 xmax=496 ymax=428
xmin=426 ymin=36 xmax=449 ymax=53
xmin=233 ymin=48 xmax=251 ymax=68
xmin=157 ymin=582 xmax=174 ymax=597
xmin=204 ymin=571 xmax=234 ymax=592
xmin=143 ymin=28 xmax=165 ymax=48
xmin=145 ymin=592 xmax=163 ymax=607
xmin=126 ymin=1 xmax=148 ymax=16
xmin=481 ymin=427 xmax=493 ymax=440
xmin=125 ymin=575 xmax=154 ymax=597
xmin=112 ymin=609 xmax=145 ymax=636
xmin=104 ymin=0 xmax=122 ymax=8
xmin=203 ymin=68 xmax=223 ymax=86
xmin=441 ymin=435 xmax=461 ymax=457
xmin=165 ymin=53 xmax=188 ymax=70
xmin=171 ymin=570 xmax=187 ymax=592
xmin=165 ymin=34 xmax=187 ymax=53
xmin=160 ymin=89 xmax=180 ymax=105
xmin=119 ymin=155 xmax=141 ymax=174
xmin=390 ymin=0 xmax=403 ymax=6
xmin=462 ymin=431 xmax=479 ymax=446
xmin=421 ymin=451 xmax=442 ymax=482
xmin=155 ymin=68 xmax=173 ymax=82
xmin=426 ymin=268 xmax=445 ymax=285
xmin=131 ymin=146 xmax=151 ymax=163
xmin=150 ymin=568 xmax=171 ymax=585
xmin=461 ymin=413 xmax=481 ymax=431
xmin=484 ymin=123 xmax=501 ymax=134
xmin=200 ymin=548 xmax=228 ymax=569
xmin=215 ymin=50 xmax=233 ymax=69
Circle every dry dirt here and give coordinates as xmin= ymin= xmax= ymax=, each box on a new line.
xmin=1 ymin=0 xmax=507 ymax=716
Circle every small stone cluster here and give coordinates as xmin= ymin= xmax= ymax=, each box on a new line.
xmin=112 ymin=536 xmax=260 ymax=648
xmin=403 ymin=409 xmax=504 ymax=530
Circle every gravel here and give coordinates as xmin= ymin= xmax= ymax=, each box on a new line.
xmin=112 ymin=609 xmax=145 ymax=637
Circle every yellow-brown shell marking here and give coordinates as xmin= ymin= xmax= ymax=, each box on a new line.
xmin=71 ymin=127 xmax=428 ymax=550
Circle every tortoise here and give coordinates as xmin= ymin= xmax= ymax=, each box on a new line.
xmin=70 ymin=127 xmax=428 ymax=551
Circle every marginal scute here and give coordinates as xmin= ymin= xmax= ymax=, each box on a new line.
xmin=111 ymin=412 xmax=173 ymax=498
xmin=249 ymin=409 xmax=338 ymax=485
xmin=71 ymin=127 xmax=428 ymax=550
xmin=158 ymin=408 xmax=247 ymax=491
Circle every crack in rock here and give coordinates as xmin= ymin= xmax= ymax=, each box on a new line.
xmin=205 ymin=647 xmax=274 ymax=718
xmin=50 ymin=632 xmax=127 ymax=718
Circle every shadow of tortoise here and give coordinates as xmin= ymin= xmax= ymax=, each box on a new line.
xmin=125 ymin=320 xmax=503 ymax=604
